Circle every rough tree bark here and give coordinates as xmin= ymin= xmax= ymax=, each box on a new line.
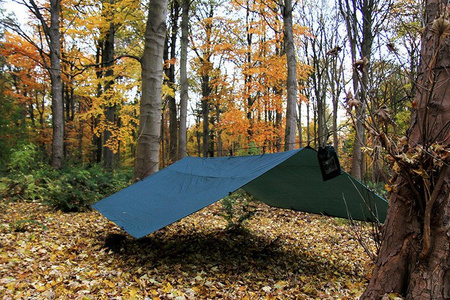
xmin=102 ymin=0 xmax=117 ymax=170
xmin=201 ymin=72 xmax=211 ymax=157
xmin=48 ymin=0 xmax=64 ymax=169
xmin=30 ymin=0 xmax=64 ymax=169
xmin=134 ymin=0 xmax=168 ymax=180
xmin=362 ymin=0 xmax=450 ymax=298
xmin=283 ymin=0 xmax=298 ymax=151
xmin=165 ymin=0 xmax=180 ymax=163
xmin=199 ymin=5 xmax=214 ymax=158
xmin=4 ymin=0 xmax=64 ymax=168
xmin=178 ymin=0 xmax=189 ymax=160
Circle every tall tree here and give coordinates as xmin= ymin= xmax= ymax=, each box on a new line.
xmin=101 ymin=0 xmax=118 ymax=170
xmin=134 ymin=0 xmax=168 ymax=179
xmin=283 ymin=0 xmax=298 ymax=151
xmin=27 ymin=0 xmax=64 ymax=168
xmin=300 ymin=0 xmax=345 ymax=150
xmin=3 ymin=0 xmax=64 ymax=168
xmin=362 ymin=0 xmax=450 ymax=298
xmin=178 ymin=0 xmax=190 ymax=159
xmin=47 ymin=0 xmax=64 ymax=169
xmin=164 ymin=0 xmax=180 ymax=163
xmin=191 ymin=1 xmax=216 ymax=157
xmin=339 ymin=0 xmax=370 ymax=179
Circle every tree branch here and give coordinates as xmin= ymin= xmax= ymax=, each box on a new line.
xmin=419 ymin=163 xmax=448 ymax=259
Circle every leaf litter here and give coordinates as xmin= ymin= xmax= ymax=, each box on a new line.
xmin=0 ymin=200 xmax=376 ymax=299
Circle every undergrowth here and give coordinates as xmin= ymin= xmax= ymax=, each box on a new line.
xmin=0 ymin=143 xmax=133 ymax=212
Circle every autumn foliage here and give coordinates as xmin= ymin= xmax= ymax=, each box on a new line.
xmin=0 ymin=0 xmax=434 ymax=297
xmin=0 ymin=201 xmax=376 ymax=298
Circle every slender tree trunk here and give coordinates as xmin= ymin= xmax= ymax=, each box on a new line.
xmin=166 ymin=0 xmax=179 ymax=163
xmin=10 ymin=0 xmax=64 ymax=168
xmin=332 ymin=95 xmax=338 ymax=151
xmin=313 ymin=102 xmax=317 ymax=148
xmin=49 ymin=0 xmax=64 ymax=169
xmin=274 ymin=39 xmax=283 ymax=152
xmin=351 ymin=103 xmax=365 ymax=179
xmin=362 ymin=1 xmax=450 ymax=298
xmin=297 ymin=101 xmax=303 ymax=148
xmin=283 ymin=0 xmax=298 ymax=151
xmin=93 ymin=45 xmax=103 ymax=164
xmin=329 ymin=50 xmax=343 ymax=152
xmin=216 ymin=103 xmax=223 ymax=156
xmin=339 ymin=0 xmax=367 ymax=180
xmin=178 ymin=0 xmax=189 ymax=159
xmin=245 ymin=1 xmax=254 ymax=138
xmin=208 ymin=114 xmax=215 ymax=157
xmin=134 ymin=0 xmax=167 ymax=180
xmin=201 ymin=74 xmax=210 ymax=157
xmin=306 ymin=101 xmax=310 ymax=144
xmin=353 ymin=0 xmax=374 ymax=179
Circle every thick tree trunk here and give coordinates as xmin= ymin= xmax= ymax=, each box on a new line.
xmin=102 ymin=7 xmax=117 ymax=170
xmin=283 ymin=0 xmax=298 ymax=151
xmin=178 ymin=0 xmax=189 ymax=160
xmin=362 ymin=1 xmax=450 ymax=298
xmin=134 ymin=0 xmax=167 ymax=180
xmin=49 ymin=0 xmax=64 ymax=169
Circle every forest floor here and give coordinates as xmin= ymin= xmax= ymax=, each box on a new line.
xmin=0 ymin=200 xmax=377 ymax=299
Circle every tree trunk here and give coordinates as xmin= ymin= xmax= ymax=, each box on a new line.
xmin=201 ymin=74 xmax=211 ymax=157
xmin=362 ymin=1 xmax=450 ymax=298
xmin=9 ymin=0 xmax=64 ymax=168
xmin=283 ymin=0 xmax=298 ymax=151
xmin=329 ymin=48 xmax=344 ymax=152
xmin=297 ymin=101 xmax=302 ymax=148
xmin=165 ymin=0 xmax=179 ymax=163
xmin=339 ymin=0 xmax=373 ymax=180
xmin=245 ymin=2 xmax=254 ymax=139
xmin=134 ymin=0 xmax=167 ymax=180
xmin=102 ymin=3 xmax=117 ymax=170
xmin=48 ymin=0 xmax=64 ymax=169
xmin=178 ymin=0 xmax=189 ymax=159
xmin=306 ymin=100 xmax=310 ymax=144
xmin=93 ymin=44 xmax=103 ymax=164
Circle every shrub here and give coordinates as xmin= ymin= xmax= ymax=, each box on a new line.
xmin=0 ymin=143 xmax=133 ymax=212
xmin=220 ymin=189 xmax=258 ymax=230
xmin=1 ymin=143 xmax=46 ymax=202
xmin=44 ymin=166 xmax=133 ymax=212
xmin=8 ymin=143 xmax=42 ymax=173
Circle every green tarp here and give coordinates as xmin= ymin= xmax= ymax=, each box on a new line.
xmin=93 ymin=147 xmax=387 ymax=239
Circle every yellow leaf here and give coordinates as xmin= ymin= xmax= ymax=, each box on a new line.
xmin=274 ymin=280 xmax=287 ymax=289
xmin=34 ymin=284 xmax=47 ymax=292
xmin=6 ymin=282 xmax=15 ymax=291
xmin=162 ymin=282 xmax=173 ymax=293
xmin=127 ymin=287 xmax=138 ymax=298
xmin=104 ymin=280 xmax=115 ymax=288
